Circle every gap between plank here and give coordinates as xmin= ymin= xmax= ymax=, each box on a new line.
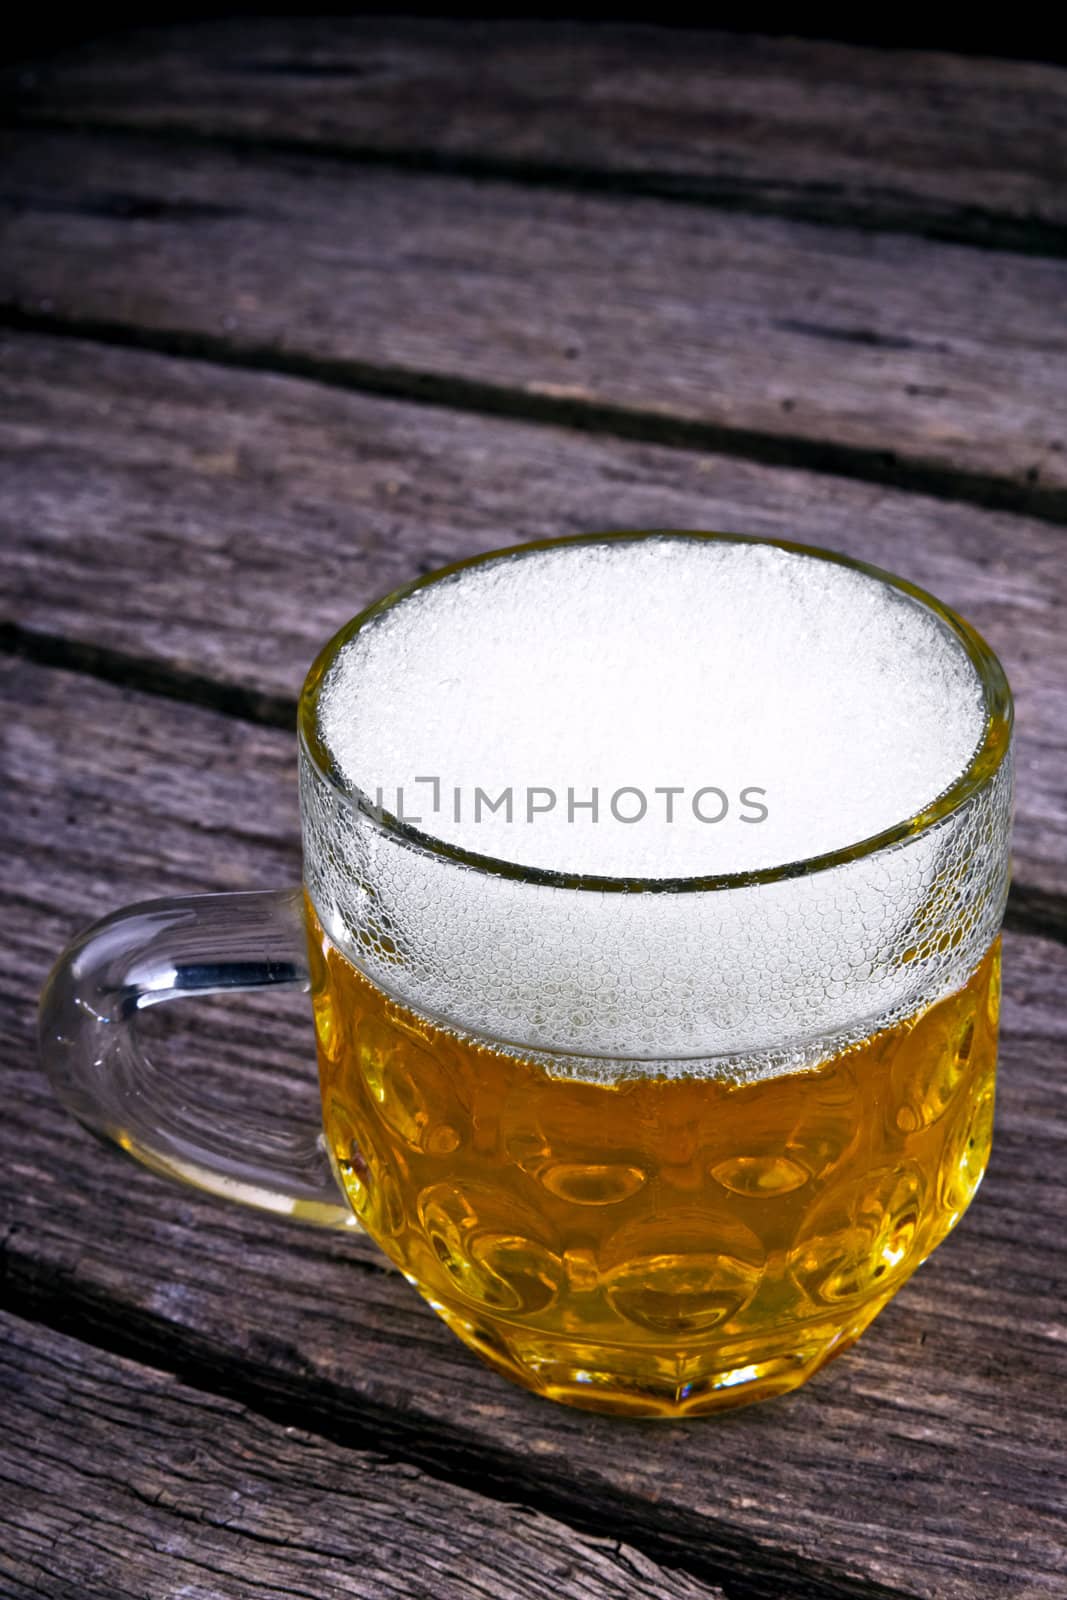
xmin=0 ymin=621 xmax=296 ymax=731
xmin=1 ymin=305 xmax=1065 ymax=529
xmin=6 ymin=113 xmax=1067 ymax=262
xmin=0 ymin=1255 xmax=920 ymax=1600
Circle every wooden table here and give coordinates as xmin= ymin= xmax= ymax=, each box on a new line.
xmin=1 ymin=21 xmax=1065 ymax=1598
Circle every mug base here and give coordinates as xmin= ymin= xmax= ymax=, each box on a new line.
xmin=433 ymin=1291 xmax=894 ymax=1418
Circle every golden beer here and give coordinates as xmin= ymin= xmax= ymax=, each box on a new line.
xmin=309 ymin=892 xmax=1000 ymax=1417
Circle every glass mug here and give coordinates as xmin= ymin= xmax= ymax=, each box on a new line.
xmin=40 ymin=532 xmax=1013 ymax=1418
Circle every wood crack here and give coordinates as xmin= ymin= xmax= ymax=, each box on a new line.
xmin=1 ymin=304 xmax=1065 ymax=528
xmin=6 ymin=113 xmax=1067 ymax=262
xmin=0 ymin=1268 xmax=919 ymax=1600
xmin=0 ymin=619 xmax=295 ymax=730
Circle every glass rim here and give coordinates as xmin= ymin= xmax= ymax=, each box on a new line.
xmin=297 ymin=530 xmax=1014 ymax=895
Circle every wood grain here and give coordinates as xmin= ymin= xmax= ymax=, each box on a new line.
xmin=3 ymin=656 xmax=1065 ymax=1600
xmin=4 ymin=28 xmax=1065 ymax=1599
xmin=6 ymin=18 xmax=1067 ymax=253
xmin=2 ymin=330 xmax=1064 ymax=905
xmin=0 ymin=1312 xmax=724 ymax=1600
xmin=1 ymin=130 xmax=1065 ymax=520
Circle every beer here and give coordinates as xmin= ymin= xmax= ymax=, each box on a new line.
xmin=309 ymin=893 xmax=1000 ymax=1416
xmin=297 ymin=531 xmax=1013 ymax=1413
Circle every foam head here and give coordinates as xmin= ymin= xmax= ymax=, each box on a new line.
xmin=300 ymin=534 xmax=1012 ymax=1078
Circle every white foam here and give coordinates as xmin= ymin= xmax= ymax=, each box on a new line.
xmin=317 ymin=539 xmax=985 ymax=875
xmin=301 ymin=536 xmax=1011 ymax=1077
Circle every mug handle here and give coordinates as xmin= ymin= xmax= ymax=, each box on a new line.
xmin=38 ymin=887 xmax=356 ymax=1229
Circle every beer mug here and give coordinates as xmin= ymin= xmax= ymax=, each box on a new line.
xmin=40 ymin=533 xmax=1013 ymax=1417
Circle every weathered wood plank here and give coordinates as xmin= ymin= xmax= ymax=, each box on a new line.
xmin=6 ymin=19 xmax=1067 ymax=253
xmin=0 ymin=1312 xmax=723 ymax=1600
xmin=1 ymin=130 xmax=1065 ymax=518
xmin=1 ymin=331 xmax=1064 ymax=901
xmin=2 ymin=657 xmax=1065 ymax=1600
